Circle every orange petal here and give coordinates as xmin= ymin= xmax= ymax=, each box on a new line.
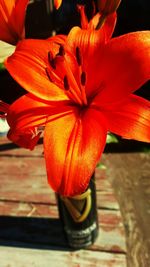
xmin=66 ymin=26 xmax=105 ymax=98
xmin=44 ymin=108 xmax=107 ymax=196
xmin=7 ymin=128 xmax=41 ymax=150
xmin=103 ymin=94 xmax=150 ymax=142
xmin=7 ymin=93 xmax=72 ymax=131
xmin=65 ymin=13 xmax=115 ymax=100
xmin=7 ymin=94 xmax=51 ymax=130
xmin=89 ymin=12 xmax=117 ymax=41
xmin=7 ymin=93 xmax=73 ymax=149
xmin=6 ymin=93 xmax=49 ymax=149
xmin=102 ymin=12 xmax=117 ymax=42
xmin=0 ymin=100 xmax=9 ymax=117
xmin=92 ymin=31 xmax=150 ymax=106
xmin=0 ymin=0 xmax=29 ymax=44
xmin=5 ymin=37 xmax=70 ymax=102
xmin=54 ymin=0 xmax=62 ymax=9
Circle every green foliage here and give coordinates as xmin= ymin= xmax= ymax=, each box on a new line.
xmin=0 ymin=62 xmax=5 ymax=71
xmin=96 ymin=162 xmax=106 ymax=169
xmin=106 ymin=133 xmax=119 ymax=144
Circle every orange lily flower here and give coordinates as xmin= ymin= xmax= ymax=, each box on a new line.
xmin=4 ymin=9 xmax=150 ymax=196
xmin=54 ymin=0 xmax=62 ymax=9
xmin=0 ymin=0 xmax=29 ymax=44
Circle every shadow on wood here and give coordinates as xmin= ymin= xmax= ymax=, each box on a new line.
xmin=0 ymin=216 xmax=71 ymax=251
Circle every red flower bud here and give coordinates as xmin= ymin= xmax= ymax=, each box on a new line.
xmin=98 ymin=0 xmax=121 ymax=15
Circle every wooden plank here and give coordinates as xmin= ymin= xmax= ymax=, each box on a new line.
xmin=0 ymin=246 xmax=127 ymax=267
xmin=0 ymin=154 xmax=119 ymax=209
xmin=0 ymin=138 xmax=44 ymax=157
xmin=0 ymin=156 xmax=45 ymax=175
xmin=104 ymin=153 xmax=150 ymax=267
xmin=0 ymin=173 xmax=118 ymax=210
xmin=0 ymin=140 xmax=120 ymax=210
xmin=0 ymin=202 xmax=126 ymax=253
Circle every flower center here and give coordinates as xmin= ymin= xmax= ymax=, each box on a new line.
xmin=45 ymin=44 xmax=88 ymax=106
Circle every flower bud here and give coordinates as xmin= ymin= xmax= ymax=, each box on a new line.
xmin=54 ymin=0 xmax=62 ymax=9
xmin=98 ymin=0 xmax=121 ymax=15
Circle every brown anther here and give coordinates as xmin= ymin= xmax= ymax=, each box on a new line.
xmin=81 ymin=71 xmax=86 ymax=86
xmin=64 ymin=75 xmax=69 ymax=90
xmin=45 ymin=68 xmax=52 ymax=82
xmin=48 ymin=51 xmax=56 ymax=69
xmin=58 ymin=45 xmax=65 ymax=56
xmin=76 ymin=46 xmax=82 ymax=66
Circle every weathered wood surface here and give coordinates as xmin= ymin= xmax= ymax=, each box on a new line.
xmin=0 ymin=246 xmax=126 ymax=267
xmin=105 ymin=153 xmax=150 ymax=267
xmin=0 ymin=202 xmax=125 ymax=253
xmin=1 ymin=138 xmax=149 ymax=266
xmin=0 ymin=136 xmax=127 ymax=266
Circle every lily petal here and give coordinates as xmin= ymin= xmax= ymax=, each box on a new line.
xmin=89 ymin=12 xmax=117 ymax=41
xmin=66 ymin=26 xmax=105 ymax=98
xmin=7 ymin=128 xmax=41 ymax=150
xmin=5 ymin=37 xmax=70 ymax=102
xmin=93 ymin=31 xmax=150 ymax=106
xmin=65 ymin=15 xmax=116 ymax=99
xmin=103 ymin=94 xmax=150 ymax=142
xmin=0 ymin=0 xmax=29 ymax=44
xmin=7 ymin=93 xmax=73 ymax=130
xmin=7 ymin=93 xmax=73 ymax=149
xmin=44 ymin=108 xmax=107 ymax=196
xmin=6 ymin=93 xmax=49 ymax=149
xmin=7 ymin=94 xmax=51 ymax=130
xmin=0 ymin=100 xmax=9 ymax=117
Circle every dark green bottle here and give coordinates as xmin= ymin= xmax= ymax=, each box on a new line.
xmin=57 ymin=173 xmax=99 ymax=249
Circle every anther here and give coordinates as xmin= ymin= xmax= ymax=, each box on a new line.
xmin=76 ymin=47 xmax=82 ymax=66
xmin=81 ymin=71 xmax=86 ymax=86
xmin=48 ymin=51 xmax=56 ymax=69
xmin=64 ymin=75 xmax=69 ymax=90
xmin=45 ymin=68 xmax=52 ymax=82
xmin=58 ymin=45 xmax=65 ymax=56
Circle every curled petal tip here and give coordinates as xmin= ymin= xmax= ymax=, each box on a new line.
xmin=0 ymin=100 xmax=9 ymax=117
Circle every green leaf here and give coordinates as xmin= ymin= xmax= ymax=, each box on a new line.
xmin=0 ymin=62 xmax=5 ymax=71
xmin=96 ymin=162 xmax=106 ymax=169
xmin=106 ymin=133 xmax=119 ymax=144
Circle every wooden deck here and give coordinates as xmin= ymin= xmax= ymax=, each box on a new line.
xmin=0 ymin=136 xmax=149 ymax=267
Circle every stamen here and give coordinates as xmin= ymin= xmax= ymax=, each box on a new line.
xmin=76 ymin=47 xmax=82 ymax=66
xmin=64 ymin=75 xmax=69 ymax=90
xmin=48 ymin=51 xmax=56 ymax=69
xmin=81 ymin=71 xmax=86 ymax=86
xmin=58 ymin=45 xmax=65 ymax=56
xmin=45 ymin=68 xmax=52 ymax=82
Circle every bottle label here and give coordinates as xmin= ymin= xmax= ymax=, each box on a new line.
xmin=57 ymin=174 xmax=99 ymax=248
xmin=65 ymin=221 xmax=97 ymax=248
xmin=60 ymin=188 xmax=92 ymax=223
